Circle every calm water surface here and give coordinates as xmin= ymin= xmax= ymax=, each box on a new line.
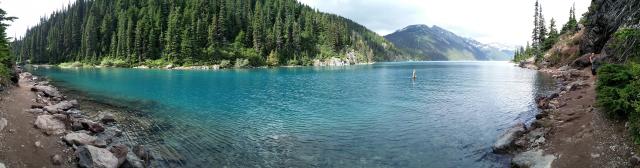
xmin=28 ymin=62 xmax=556 ymax=167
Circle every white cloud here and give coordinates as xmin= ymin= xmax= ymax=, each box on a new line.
xmin=298 ymin=0 xmax=590 ymax=46
xmin=0 ymin=0 xmax=70 ymax=39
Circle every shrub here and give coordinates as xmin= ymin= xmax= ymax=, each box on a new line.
xmin=597 ymin=63 xmax=640 ymax=142
xmin=219 ymin=60 xmax=231 ymax=69
xmin=234 ymin=58 xmax=250 ymax=68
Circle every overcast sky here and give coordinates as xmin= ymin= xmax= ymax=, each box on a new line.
xmin=298 ymin=0 xmax=590 ymax=46
xmin=1 ymin=0 xmax=70 ymax=39
xmin=2 ymin=0 xmax=589 ymax=47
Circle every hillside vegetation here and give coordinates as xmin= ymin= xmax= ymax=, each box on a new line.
xmin=523 ymin=0 xmax=640 ymax=142
xmin=11 ymin=0 xmax=403 ymax=68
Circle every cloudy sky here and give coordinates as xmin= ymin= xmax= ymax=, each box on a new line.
xmin=1 ymin=0 xmax=70 ymax=39
xmin=2 ymin=0 xmax=589 ymax=47
xmin=298 ymin=0 xmax=590 ymax=46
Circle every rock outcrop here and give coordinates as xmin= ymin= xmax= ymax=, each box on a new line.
xmin=492 ymin=123 xmax=526 ymax=153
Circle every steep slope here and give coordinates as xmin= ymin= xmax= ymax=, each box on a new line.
xmin=11 ymin=0 xmax=402 ymax=67
xmin=384 ymin=25 xmax=513 ymax=61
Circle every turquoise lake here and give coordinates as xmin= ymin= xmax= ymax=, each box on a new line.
xmin=28 ymin=62 xmax=556 ymax=167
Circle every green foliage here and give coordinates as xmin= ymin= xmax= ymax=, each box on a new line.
xmin=607 ymin=28 xmax=640 ymax=63
xmin=0 ymin=7 xmax=16 ymax=83
xmin=267 ymin=50 xmax=279 ymax=66
xmin=143 ymin=59 xmax=172 ymax=68
xmin=596 ymin=63 xmax=640 ymax=142
xmin=234 ymin=58 xmax=250 ymax=68
xmin=100 ymin=58 xmax=129 ymax=67
xmin=59 ymin=62 xmax=85 ymax=68
xmin=13 ymin=0 xmax=401 ymax=67
xmin=219 ymin=60 xmax=231 ymax=69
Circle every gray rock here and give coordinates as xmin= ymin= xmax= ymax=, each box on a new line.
xmin=0 ymin=118 xmax=7 ymax=131
xmin=25 ymin=108 xmax=45 ymax=114
xmin=96 ymin=127 xmax=122 ymax=144
xmin=122 ymin=151 xmax=145 ymax=168
xmin=44 ymin=100 xmax=78 ymax=113
xmin=64 ymin=132 xmax=97 ymax=146
xmin=31 ymin=85 xmax=63 ymax=98
xmin=34 ymin=115 xmax=66 ymax=135
xmin=493 ymin=123 xmax=526 ymax=153
xmin=631 ymin=155 xmax=640 ymax=166
xmin=99 ymin=112 xmax=116 ymax=124
xmin=94 ymin=139 xmax=108 ymax=148
xmin=76 ymin=145 xmax=119 ymax=168
xmin=71 ymin=121 xmax=84 ymax=131
xmin=52 ymin=154 xmax=64 ymax=165
xmin=512 ymin=149 xmax=556 ymax=168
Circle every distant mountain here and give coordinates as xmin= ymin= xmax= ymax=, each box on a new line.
xmin=384 ymin=25 xmax=514 ymax=61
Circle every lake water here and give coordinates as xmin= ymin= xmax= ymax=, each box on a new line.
xmin=28 ymin=62 xmax=556 ymax=167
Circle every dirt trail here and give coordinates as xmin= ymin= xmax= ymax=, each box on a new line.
xmin=0 ymin=79 xmax=74 ymax=167
xmin=546 ymin=68 xmax=635 ymax=167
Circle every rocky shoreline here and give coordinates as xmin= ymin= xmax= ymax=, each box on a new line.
xmin=18 ymin=71 xmax=152 ymax=168
xmin=494 ymin=64 xmax=638 ymax=167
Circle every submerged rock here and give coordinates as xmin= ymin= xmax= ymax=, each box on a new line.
xmin=76 ymin=145 xmax=119 ymax=168
xmin=64 ymin=132 xmax=97 ymax=146
xmin=493 ymin=123 xmax=526 ymax=153
xmin=512 ymin=149 xmax=555 ymax=168
xmin=122 ymin=153 xmax=145 ymax=168
xmin=34 ymin=115 xmax=66 ymax=135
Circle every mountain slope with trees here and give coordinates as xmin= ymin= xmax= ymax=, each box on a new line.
xmin=11 ymin=0 xmax=403 ymax=68
xmin=384 ymin=24 xmax=514 ymax=61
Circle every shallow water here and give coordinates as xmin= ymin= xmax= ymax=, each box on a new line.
xmin=28 ymin=62 xmax=556 ymax=167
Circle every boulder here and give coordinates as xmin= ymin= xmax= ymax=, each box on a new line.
xmin=0 ymin=118 xmax=6 ymax=131
xmin=31 ymin=85 xmax=63 ymax=98
xmin=109 ymin=144 xmax=129 ymax=166
xmin=34 ymin=115 xmax=66 ymax=135
xmin=88 ymin=123 xmax=105 ymax=133
xmin=571 ymin=54 xmax=593 ymax=69
xmin=80 ymin=119 xmax=105 ymax=133
xmin=493 ymin=123 xmax=526 ymax=153
xmin=512 ymin=149 xmax=556 ymax=168
xmin=76 ymin=145 xmax=119 ymax=168
xmin=44 ymin=100 xmax=78 ymax=113
xmin=64 ymin=132 xmax=97 ymax=146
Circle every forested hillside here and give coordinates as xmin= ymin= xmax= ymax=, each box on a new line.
xmin=11 ymin=0 xmax=402 ymax=67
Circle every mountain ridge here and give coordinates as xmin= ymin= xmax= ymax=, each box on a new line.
xmin=385 ymin=24 xmax=513 ymax=61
